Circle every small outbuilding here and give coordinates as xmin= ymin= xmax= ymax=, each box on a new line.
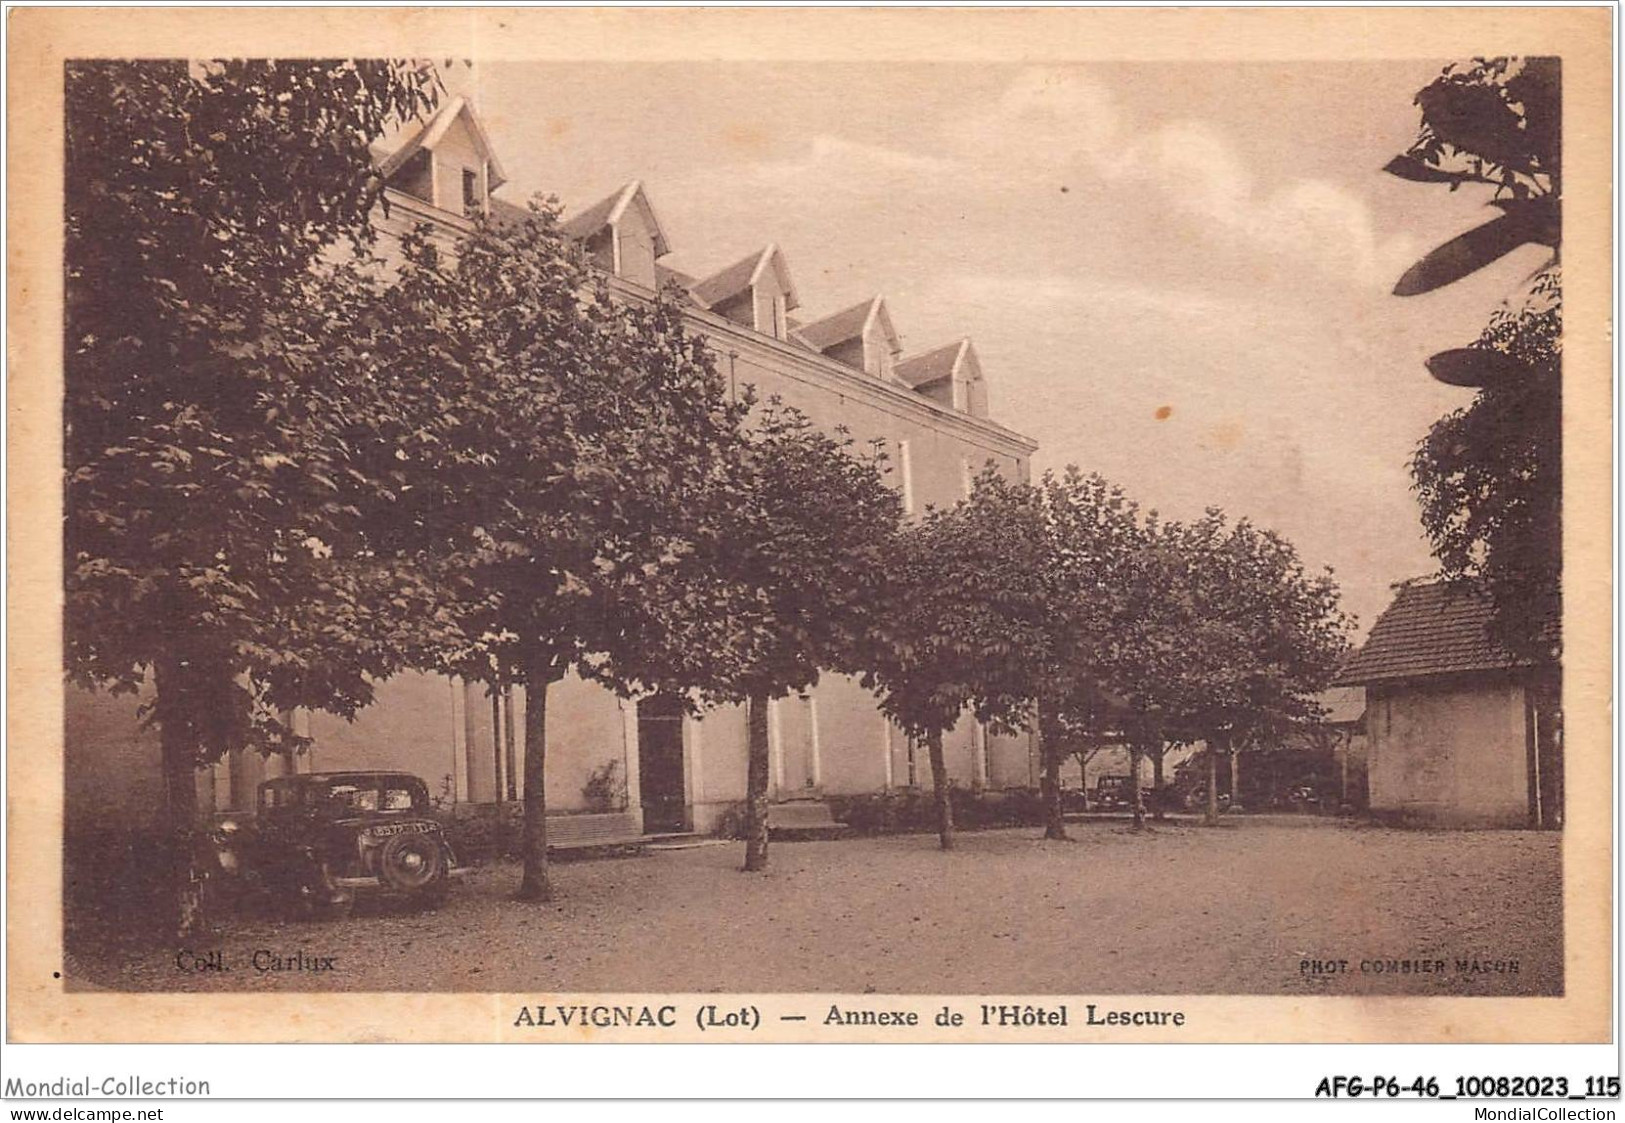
xmin=1336 ymin=580 xmax=1560 ymax=829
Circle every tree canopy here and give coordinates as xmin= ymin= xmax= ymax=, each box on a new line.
xmin=65 ymin=60 xmax=444 ymax=791
xmin=353 ymin=203 xmax=751 ymax=899
xmin=673 ymin=402 xmax=902 ymax=870
xmin=864 ymin=469 xmax=1052 ymax=848
xmin=1389 ymin=57 xmax=1559 ymax=299
xmin=1392 ymin=56 xmax=1564 ymax=665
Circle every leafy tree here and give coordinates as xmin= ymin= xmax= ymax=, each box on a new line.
xmin=1392 ymin=56 xmax=1563 ymax=666
xmin=355 ymin=206 xmax=750 ymax=901
xmin=1388 ymin=57 xmax=1559 ymax=300
xmin=1412 ymin=280 xmax=1561 ymax=664
xmin=1093 ymin=509 xmax=1189 ymax=828
xmin=64 ymin=59 xmax=443 ymax=932
xmin=865 ymin=472 xmax=1053 ymax=850
xmin=1142 ymin=513 xmax=1350 ymax=825
xmin=687 ymin=403 xmax=901 ymax=872
xmin=1020 ymin=471 xmax=1146 ymax=839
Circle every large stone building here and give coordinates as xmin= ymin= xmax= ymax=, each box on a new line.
xmin=65 ymin=96 xmax=1041 ymax=842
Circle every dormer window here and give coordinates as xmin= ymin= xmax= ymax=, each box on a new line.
xmin=691 ymin=244 xmax=800 ymax=340
xmin=561 ymin=181 xmax=669 ymax=291
xmin=375 ymin=96 xmax=508 ymax=220
xmin=897 ymin=338 xmax=987 ymax=418
xmin=797 ymin=296 xmax=899 ymax=379
xmin=394 ymin=148 xmax=434 ymax=205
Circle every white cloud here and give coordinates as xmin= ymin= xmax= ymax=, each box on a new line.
xmin=982 ymin=67 xmax=1124 ymax=162
xmin=943 ymin=271 xmax=1244 ymax=323
xmin=685 ymin=134 xmax=954 ymax=195
xmin=951 ymin=67 xmax=1415 ymax=289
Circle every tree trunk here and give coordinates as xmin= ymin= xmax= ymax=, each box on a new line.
xmin=153 ymin=657 xmax=204 ymax=938
xmin=743 ymin=690 xmax=771 ymax=872
xmin=1204 ymin=739 xmax=1221 ymax=826
xmin=503 ymin=685 xmax=519 ymax=802
xmin=1038 ymin=701 xmax=1068 ymax=840
xmin=517 ymin=665 xmax=555 ymax=901
xmin=1229 ymin=745 xmax=1242 ymax=809
xmin=1151 ymin=746 xmax=1166 ymax=821
xmin=1130 ymin=744 xmax=1146 ymax=831
xmin=491 ymin=688 xmax=505 ymax=805
xmin=926 ymin=729 xmax=954 ymax=850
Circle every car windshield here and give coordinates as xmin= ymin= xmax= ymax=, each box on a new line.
xmin=260 ymin=777 xmax=426 ymax=814
xmin=326 ymin=784 xmax=378 ymax=812
xmin=323 ymin=779 xmax=422 ymax=813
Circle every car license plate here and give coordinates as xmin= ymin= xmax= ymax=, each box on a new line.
xmin=368 ymin=822 xmax=431 ymax=838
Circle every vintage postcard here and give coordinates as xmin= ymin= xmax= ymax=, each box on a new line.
xmin=6 ymin=6 xmax=1613 ymax=1051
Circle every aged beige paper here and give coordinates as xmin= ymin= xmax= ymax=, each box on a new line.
xmin=7 ymin=6 xmax=1613 ymax=1045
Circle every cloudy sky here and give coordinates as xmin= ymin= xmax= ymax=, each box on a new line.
xmin=444 ymin=61 xmax=1552 ymax=635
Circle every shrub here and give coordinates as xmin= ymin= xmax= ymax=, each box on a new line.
xmin=581 ymin=759 xmax=627 ymax=813
xmin=829 ymin=786 xmax=1046 ymax=834
xmin=440 ymin=803 xmax=523 ymax=863
xmin=709 ymin=801 xmax=750 ymax=840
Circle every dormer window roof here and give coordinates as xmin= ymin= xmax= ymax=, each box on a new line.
xmin=561 ymin=181 xmax=670 ymax=289
xmin=561 ymin=181 xmax=670 ymax=257
xmin=690 ymin=244 xmax=800 ymax=338
xmin=375 ymin=96 xmax=507 ymax=216
xmin=691 ymin=244 xmax=799 ymax=311
xmin=897 ymin=337 xmax=987 ymax=417
xmin=796 ymin=296 xmax=901 ymax=378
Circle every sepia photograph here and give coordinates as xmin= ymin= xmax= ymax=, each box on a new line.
xmin=5 ymin=6 xmax=1613 ymax=1055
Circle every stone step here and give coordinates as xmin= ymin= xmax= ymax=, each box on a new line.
xmin=768 ymin=800 xmax=841 ymax=830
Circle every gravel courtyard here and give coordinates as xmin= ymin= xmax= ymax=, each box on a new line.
xmin=70 ymin=819 xmax=1561 ymax=996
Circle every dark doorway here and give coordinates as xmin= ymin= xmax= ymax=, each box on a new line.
xmin=638 ymin=695 xmax=687 ymax=833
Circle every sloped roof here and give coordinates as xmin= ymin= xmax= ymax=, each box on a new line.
xmin=1335 ymin=581 xmax=1533 ymax=686
xmin=487 ymin=196 xmax=534 ymax=228
xmin=690 ymin=244 xmax=800 ymax=311
xmin=377 ymin=96 xmax=508 ymax=190
xmin=1312 ymin=686 xmax=1367 ymax=725
xmin=897 ymin=338 xmax=977 ymax=389
xmin=560 ymin=181 xmax=671 ymax=258
xmin=797 ymin=296 xmax=897 ymax=354
xmin=656 ymin=263 xmax=700 ymax=289
xmin=656 ymin=264 xmax=708 ymax=307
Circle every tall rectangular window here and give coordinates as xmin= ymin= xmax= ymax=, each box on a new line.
xmin=898 ymin=439 xmax=914 ymax=514
xmin=462 ymin=168 xmax=480 ymax=215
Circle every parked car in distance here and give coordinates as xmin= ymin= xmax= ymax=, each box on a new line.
xmin=1286 ymin=784 xmax=1322 ymax=811
xmin=212 ymin=771 xmax=464 ymax=917
xmin=1093 ymin=775 xmax=1137 ymax=811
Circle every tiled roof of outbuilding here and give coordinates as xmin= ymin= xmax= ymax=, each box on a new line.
xmin=1335 ymin=580 xmax=1534 ymax=686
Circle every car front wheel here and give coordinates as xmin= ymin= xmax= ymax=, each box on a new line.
xmin=377 ymin=833 xmax=446 ymax=894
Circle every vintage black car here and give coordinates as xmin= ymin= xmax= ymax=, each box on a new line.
xmin=213 ymin=771 xmax=463 ymax=916
xmin=1092 ymin=774 xmax=1134 ymax=811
